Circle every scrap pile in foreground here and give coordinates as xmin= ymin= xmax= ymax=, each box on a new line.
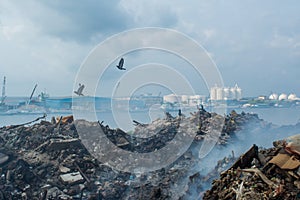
xmin=0 ymin=110 xmax=298 ymax=199
xmin=204 ymin=135 xmax=300 ymax=200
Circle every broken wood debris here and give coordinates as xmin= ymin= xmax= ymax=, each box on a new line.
xmin=204 ymin=137 xmax=300 ymax=200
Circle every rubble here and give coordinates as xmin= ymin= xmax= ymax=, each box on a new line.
xmin=0 ymin=110 xmax=298 ymax=199
xmin=47 ymin=138 xmax=82 ymax=151
xmin=0 ymin=152 xmax=9 ymax=166
xmin=60 ymin=172 xmax=84 ymax=185
xmin=203 ymin=142 xmax=300 ymax=199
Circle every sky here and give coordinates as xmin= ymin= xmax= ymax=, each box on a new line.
xmin=0 ymin=0 xmax=300 ymax=97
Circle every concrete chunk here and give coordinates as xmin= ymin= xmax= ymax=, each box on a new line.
xmin=0 ymin=153 xmax=9 ymax=166
xmin=59 ymin=165 xmax=71 ymax=173
xmin=60 ymin=172 xmax=84 ymax=185
xmin=47 ymin=138 xmax=81 ymax=151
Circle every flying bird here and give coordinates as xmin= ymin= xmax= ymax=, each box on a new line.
xmin=116 ymin=58 xmax=126 ymax=70
xmin=74 ymin=83 xmax=85 ymax=96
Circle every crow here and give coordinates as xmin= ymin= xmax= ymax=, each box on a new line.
xmin=116 ymin=58 xmax=126 ymax=70
xmin=74 ymin=83 xmax=85 ymax=96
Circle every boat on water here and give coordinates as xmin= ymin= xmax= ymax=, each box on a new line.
xmin=0 ymin=82 xmax=48 ymax=114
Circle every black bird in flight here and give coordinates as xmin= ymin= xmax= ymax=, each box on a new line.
xmin=116 ymin=58 xmax=126 ymax=70
xmin=74 ymin=83 xmax=85 ymax=96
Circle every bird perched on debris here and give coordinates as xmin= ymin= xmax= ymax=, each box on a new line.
xmin=74 ymin=83 xmax=85 ymax=96
xmin=116 ymin=58 xmax=126 ymax=70
xmin=178 ymin=109 xmax=182 ymax=116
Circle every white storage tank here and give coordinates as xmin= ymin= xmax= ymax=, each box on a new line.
xmin=278 ymin=93 xmax=288 ymax=101
xmin=163 ymin=94 xmax=180 ymax=104
xmin=230 ymin=87 xmax=237 ymax=100
xmin=210 ymin=86 xmax=218 ymax=100
xmin=269 ymin=93 xmax=278 ymax=100
xmin=181 ymin=95 xmax=189 ymax=103
xmin=216 ymin=88 xmax=224 ymax=100
xmin=288 ymin=93 xmax=297 ymax=100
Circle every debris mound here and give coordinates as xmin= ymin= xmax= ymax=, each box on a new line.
xmin=0 ymin=110 xmax=289 ymax=199
xmin=203 ymin=136 xmax=300 ymax=200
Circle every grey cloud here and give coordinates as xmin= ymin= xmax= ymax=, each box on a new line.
xmin=119 ymin=0 xmax=179 ymax=28
xmin=18 ymin=0 xmax=129 ymax=42
xmin=1 ymin=0 xmax=300 ymax=97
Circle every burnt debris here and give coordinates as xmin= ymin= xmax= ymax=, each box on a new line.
xmin=0 ymin=110 xmax=298 ymax=199
xmin=203 ymin=141 xmax=300 ymax=199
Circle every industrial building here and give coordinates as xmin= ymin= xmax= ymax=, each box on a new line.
xmin=163 ymin=94 xmax=206 ymax=107
xmin=210 ymin=84 xmax=242 ymax=101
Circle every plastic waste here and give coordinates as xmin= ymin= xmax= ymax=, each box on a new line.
xmin=285 ymin=134 xmax=300 ymax=155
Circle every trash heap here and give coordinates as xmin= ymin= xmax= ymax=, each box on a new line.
xmin=0 ymin=110 xmax=281 ymax=199
xmin=203 ymin=135 xmax=300 ymax=200
xmin=0 ymin=117 xmax=131 ymax=199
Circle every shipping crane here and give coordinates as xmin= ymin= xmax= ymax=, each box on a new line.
xmin=0 ymin=76 xmax=6 ymax=105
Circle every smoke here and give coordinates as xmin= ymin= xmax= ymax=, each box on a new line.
xmin=184 ymin=115 xmax=300 ymax=199
xmin=116 ymin=110 xmax=300 ymax=199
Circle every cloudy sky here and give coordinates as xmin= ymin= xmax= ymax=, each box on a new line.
xmin=0 ymin=0 xmax=300 ymax=97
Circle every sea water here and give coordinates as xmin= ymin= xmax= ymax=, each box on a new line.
xmin=0 ymin=106 xmax=299 ymax=131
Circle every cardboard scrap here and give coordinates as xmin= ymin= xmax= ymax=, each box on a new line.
xmin=269 ymin=153 xmax=300 ymax=170
xmin=56 ymin=115 xmax=74 ymax=124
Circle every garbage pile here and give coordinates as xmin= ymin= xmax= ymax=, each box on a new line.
xmin=203 ymin=135 xmax=300 ymax=200
xmin=0 ymin=109 xmax=281 ymax=199
xmin=0 ymin=116 xmax=130 ymax=199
